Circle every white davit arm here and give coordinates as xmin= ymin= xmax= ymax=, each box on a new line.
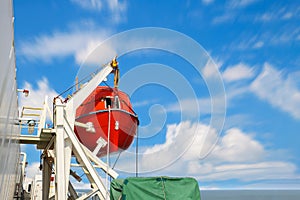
xmin=69 ymin=64 xmax=113 ymax=112
xmin=74 ymin=121 xmax=96 ymax=133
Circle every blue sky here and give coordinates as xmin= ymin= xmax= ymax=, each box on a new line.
xmin=15 ymin=0 xmax=300 ymax=189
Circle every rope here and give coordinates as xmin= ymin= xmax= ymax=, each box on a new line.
xmin=112 ymin=121 xmax=138 ymax=169
xmin=56 ymin=63 xmax=110 ymax=98
xmin=136 ymin=127 xmax=139 ymax=177
xmin=56 ymin=71 xmax=95 ymax=98
xmin=105 ymin=106 xmax=111 ymax=199
xmin=161 ymin=177 xmax=167 ymax=200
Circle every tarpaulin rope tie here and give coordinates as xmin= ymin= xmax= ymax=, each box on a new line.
xmin=161 ymin=177 xmax=167 ymax=200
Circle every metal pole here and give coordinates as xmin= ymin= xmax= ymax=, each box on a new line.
xmin=136 ymin=128 xmax=138 ymax=177
xmin=54 ymin=99 xmax=67 ymax=200
xmin=42 ymin=154 xmax=52 ymax=200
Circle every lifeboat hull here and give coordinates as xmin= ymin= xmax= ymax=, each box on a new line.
xmin=74 ymin=86 xmax=138 ymax=157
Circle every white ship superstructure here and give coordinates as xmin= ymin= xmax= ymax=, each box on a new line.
xmin=0 ymin=0 xmax=22 ymax=199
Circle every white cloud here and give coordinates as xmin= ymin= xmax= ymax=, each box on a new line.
xmin=227 ymin=0 xmax=258 ymax=8
xmin=166 ymin=94 xmax=226 ymax=120
xmin=71 ymin=0 xmax=127 ymax=23
xmin=227 ymin=26 xmax=298 ymax=51
xmin=222 ymin=63 xmax=255 ymax=82
xmin=212 ymin=0 xmax=258 ymax=24
xmin=222 ymin=114 xmax=254 ymax=129
xmin=238 ymin=0 xmax=258 ymax=7
xmin=132 ymin=99 xmax=158 ymax=107
xmin=202 ymin=0 xmax=214 ymax=5
xmin=166 ymin=97 xmax=209 ymax=116
xmin=242 ymin=181 xmax=300 ymax=189
xmin=253 ymin=41 xmax=264 ymax=49
xmin=25 ymin=162 xmax=42 ymax=179
xmin=255 ymin=6 xmax=298 ymax=22
xmin=257 ymin=12 xmax=273 ymax=22
xmin=202 ymin=58 xmax=223 ymax=78
xmin=71 ymin=0 xmax=103 ymax=11
xmin=107 ymin=0 xmax=127 ymax=23
xmin=211 ymin=128 xmax=264 ymax=163
xmin=20 ymin=27 xmax=180 ymax=66
xmin=196 ymin=161 xmax=299 ymax=182
xmin=165 ymin=95 xmax=226 ymax=118
xmin=226 ymin=0 xmax=258 ymax=10
xmin=166 ymin=56 xmax=226 ymax=117
xmin=19 ymin=28 xmax=112 ymax=65
xmin=19 ymin=77 xmax=58 ymax=120
xmin=142 ymin=122 xmax=208 ymax=158
xmin=226 ymin=34 xmax=262 ymax=51
xmin=20 ymin=77 xmax=58 ymax=108
xmin=206 ymin=61 xmax=300 ymax=121
xmin=282 ymin=12 xmax=293 ymax=20
xmin=250 ymin=63 xmax=300 ymax=119
xmin=115 ymin=121 xmax=216 ymax=173
xmin=221 ymin=62 xmax=300 ymax=120
xmin=224 ymin=84 xmax=249 ymax=102
xmin=75 ymin=39 xmax=116 ymax=65
xmin=269 ymin=28 xmax=300 ymax=45
xmin=212 ymin=13 xmax=235 ymax=24
xmin=71 ymin=179 xmax=93 ymax=190
xmin=114 ymin=121 xmax=300 ymax=186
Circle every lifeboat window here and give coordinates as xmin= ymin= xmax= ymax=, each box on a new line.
xmin=113 ymin=96 xmax=120 ymax=108
xmin=105 ymin=98 xmax=112 ymax=108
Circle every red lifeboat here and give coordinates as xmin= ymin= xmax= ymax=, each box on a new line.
xmin=74 ymin=86 xmax=139 ymax=157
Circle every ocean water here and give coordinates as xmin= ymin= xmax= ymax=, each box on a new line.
xmin=200 ymin=190 xmax=300 ymax=200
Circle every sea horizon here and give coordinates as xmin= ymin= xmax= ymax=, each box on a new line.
xmin=200 ymin=189 xmax=300 ymax=200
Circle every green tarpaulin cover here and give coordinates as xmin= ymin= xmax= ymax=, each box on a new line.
xmin=110 ymin=177 xmax=200 ymax=200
